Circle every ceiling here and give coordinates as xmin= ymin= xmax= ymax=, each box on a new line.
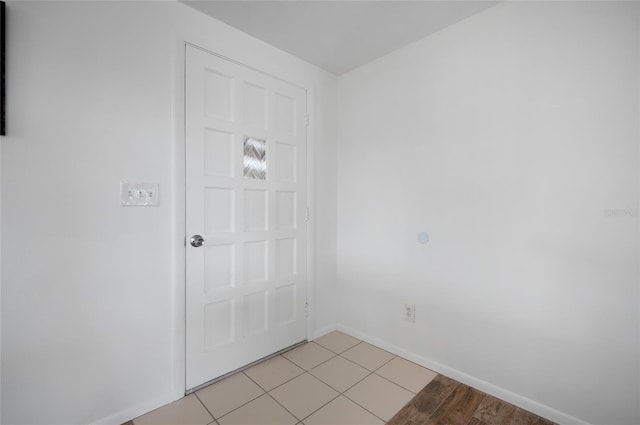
xmin=182 ymin=1 xmax=499 ymax=75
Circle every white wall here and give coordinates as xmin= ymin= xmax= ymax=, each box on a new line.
xmin=1 ymin=2 xmax=337 ymax=424
xmin=4 ymin=1 xmax=638 ymax=424
xmin=337 ymin=2 xmax=639 ymax=424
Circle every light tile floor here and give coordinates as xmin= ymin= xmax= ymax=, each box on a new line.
xmin=133 ymin=331 xmax=438 ymax=425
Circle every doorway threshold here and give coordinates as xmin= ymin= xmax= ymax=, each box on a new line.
xmin=186 ymin=339 xmax=308 ymax=394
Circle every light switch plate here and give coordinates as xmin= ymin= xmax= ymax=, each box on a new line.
xmin=120 ymin=182 xmax=159 ymax=206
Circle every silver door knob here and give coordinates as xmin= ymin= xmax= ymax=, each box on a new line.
xmin=190 ymin=235 xmax=204 ymax=248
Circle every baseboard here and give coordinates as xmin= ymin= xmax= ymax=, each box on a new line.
xmin=94 ymin=325 xmax=337 ymax=425
xmin=310 ymin=323 xmax=338 ymax=341
xmin=93 ymin=324 xmax=591 ymax=425
xmin=92 ymin=391 xmax=180 ymax=425
xmin=335 ymin=324 xmax=592 ymax=425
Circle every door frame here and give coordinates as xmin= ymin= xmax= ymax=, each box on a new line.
xmin=170 ymin=39 xmax=317 ymax=397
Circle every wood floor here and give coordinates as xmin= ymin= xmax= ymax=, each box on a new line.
xmin=388 ymin=375 xmax=557 ymax=425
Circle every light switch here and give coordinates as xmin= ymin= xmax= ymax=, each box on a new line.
xmin=120 ymin=182 xmax=159 ymax=206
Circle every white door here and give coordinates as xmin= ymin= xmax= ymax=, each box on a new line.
xmin=185 ymin=45 xmax=308 ymax=390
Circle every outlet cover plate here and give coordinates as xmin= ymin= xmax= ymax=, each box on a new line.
xmin=404 ymin=304 xmax=416 ymax=323
xmin=121 ymin=182 xmax=159 ymax=206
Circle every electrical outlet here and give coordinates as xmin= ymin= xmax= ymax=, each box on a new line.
xmin=404 ymin=304 xmax=416 ymax=323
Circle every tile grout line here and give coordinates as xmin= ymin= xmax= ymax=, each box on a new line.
xmin=197 ymin=334 xmax=425 ymax=425
xmin=192 ymin=391 xmax=218 ymax=424
xmin=371 ymin=353 xmax=397 ymax=371
xmin=279 ymin=337 xmax=390 ymax=423
xmin=313 ymin=338 xmax=362 ymax=355
xmin=310 ymin=364 xmax=371 ymax=394
xmin=245 ymin=355 xmax=305 ymax=393
xmin=279 ymin=353 xmax=309 ymax=372
xmin=263 ymin=371 xmax=343 ymax=424
xmin=297 ymin=369 xmax=384 ymax=424
xmin=340 ymin=390 xmax=388 ymax=423
xmin=243 ymin=349 xmax=347 ymax=423
xmin=283 ymin=344 xmax=338 ymax=371
xmin=335 ymin=353 xmax=433 ymax=423
xmin=197 ymin=334 xmax=431 ymax=425
xmin=306 ymin=353 xmax=339 ymax=373
xmin=273 ymin=337 xmax=389 ymax=413
xmin=332 ymin=353 xmax=394 ymax=394
xmin=299 ymin=341 xmax=420 ymax=423
xmin=296 ymin=388 xmax=342 ymax=423
xmin=265 ymin=388 xmax=308 ymax=423
xmin=303 ymin=348 xmax=373 ymax=392
xmin=335 ymin=348 xmax=395 ymax=373
xmin=372 ymin=370 xmax=420 ymax=395
xmin=136 ymin=333 xmax=429 ymax=425
xmin=200 ymin=372 xmax=267 ymax=423
xmin=316 ymin=351 xmax=396 ymax=424
xmin=235 ymin=368 xmax=304 ymax=422
xmin=242 ymin=360 xmax=340 ymax=424
xmin=293 ymin=339 xmax=383 ymax=423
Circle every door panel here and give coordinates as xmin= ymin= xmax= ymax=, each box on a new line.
xmin=186 ymin=46 xmax=308 ymax=390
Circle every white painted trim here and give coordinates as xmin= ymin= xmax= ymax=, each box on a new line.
xmin=637 ymin=44 xmax=640 ymax=425
xmin=335 ymin=325 xmax=593 ymax=425
xmin=92 ymin=391 xmax=177 ymax=425
xmin=170 ymin=37 xmax=188 ymax=402
xmin=305 ymin=87 xmax=316 ymax=341
xmin=310 ymin=324 xmax=338 ymax=341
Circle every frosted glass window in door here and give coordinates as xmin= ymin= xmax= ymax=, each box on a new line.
xmin=244 ymin=136 xmax=266 ymax=180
